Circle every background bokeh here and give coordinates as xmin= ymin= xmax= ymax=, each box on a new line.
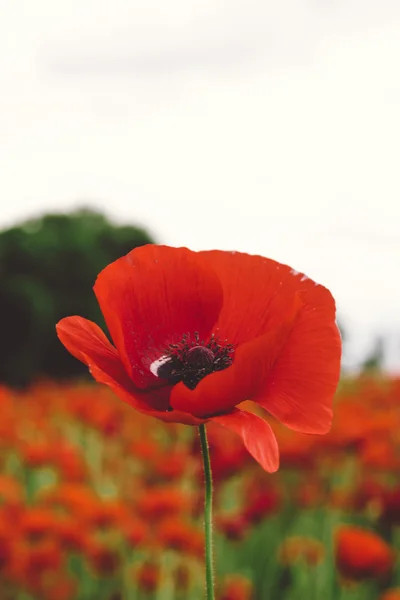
xmin=1 ymin=2 xmax=400 ymax=599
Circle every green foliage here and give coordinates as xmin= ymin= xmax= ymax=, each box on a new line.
xmin=0 ymin=208 xmax=155 ymax=386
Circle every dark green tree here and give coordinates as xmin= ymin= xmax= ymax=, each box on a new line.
xmin=0 ymin=208 xmax=155 ymax=386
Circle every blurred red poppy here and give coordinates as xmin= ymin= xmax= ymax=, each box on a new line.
xmin=56 ymin=245 xmax=341 ymax=472
xmin=220 ymin=574 xmax=254 ymax=600
xmin=379 ymin=589 xmax=400 ymax=600
xmin=335 ymin=525 xmax=394 ymax=581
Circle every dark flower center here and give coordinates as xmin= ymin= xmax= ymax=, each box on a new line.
xmin=151 ymin=333 xmax=235 ymax=390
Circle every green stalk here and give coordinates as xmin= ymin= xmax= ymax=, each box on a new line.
xmin=198 ymin=423 xmax=215 ymax=600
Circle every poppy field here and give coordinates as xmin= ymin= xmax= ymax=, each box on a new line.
xmin=0 ymin=374 xmax=399 ymax=600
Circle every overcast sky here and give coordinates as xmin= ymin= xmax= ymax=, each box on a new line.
xmin=1 ymin=1 xmax=400 ymax=369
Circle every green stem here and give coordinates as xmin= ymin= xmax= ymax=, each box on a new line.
xmin=198 ymin=423 xmax=215 ymax=600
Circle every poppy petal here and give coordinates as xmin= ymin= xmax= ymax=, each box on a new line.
xmin=56 ymin=316 xmax=205 ymax=425
xmin=211 ymin=409 xmax=279 ymax=472
xmin=170 ymin=294 xmax=302 ymax=418
xmin=94 ymin=245 xmax=223 ymax=389
xmin=254 ymin=283 xmax=342 ymax=434
xmin=198 ymin=250 xmax=341 ymax=433
xmin=199 ymin=250 xmax=330 ymax=345
xmin=56 ymin=316 xmax=149 ymax=412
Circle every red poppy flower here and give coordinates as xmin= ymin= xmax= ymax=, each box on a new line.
xmin=56 ymin=245 xmax=341 ymax=472
xmin=379 ymin=589 xmax=400 ymax=600
xmin=220 ymin=574 xmax=254 ymax=600
xmin=335 ymin=525 xmax=394 ymax=580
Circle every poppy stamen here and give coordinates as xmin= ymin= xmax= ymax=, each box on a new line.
xmin=151 ymin=333 xmax=235 ymax=390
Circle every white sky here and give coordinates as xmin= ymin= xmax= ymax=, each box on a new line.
xmin=1 ymin=0 xmax=400 ymax=369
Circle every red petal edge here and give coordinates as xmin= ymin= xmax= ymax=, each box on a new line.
xmin=211 ymin=409 xmax=280 ymax=472
xmin=254 ymin=284 xmax=342 ymax=434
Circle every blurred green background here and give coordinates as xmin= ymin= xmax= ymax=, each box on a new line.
xmin=0 ymin=209 xmax=154 ymax=387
